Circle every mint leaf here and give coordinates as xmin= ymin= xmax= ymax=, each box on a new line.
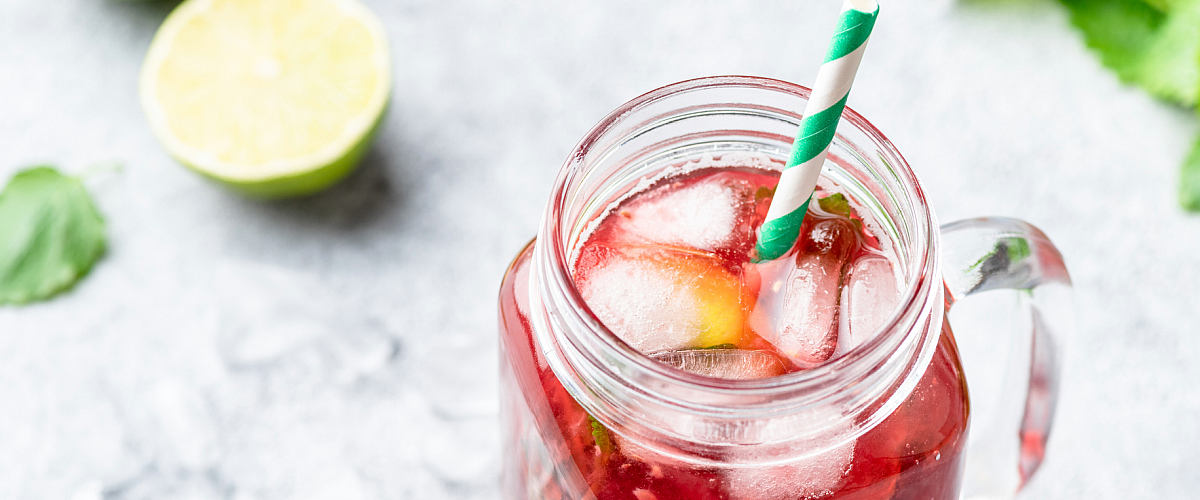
xmin=587 ymin=415 xmax=613 ymax=454
xmin=0 ymin=167 xmax=106 ymax=305
xmin=817 ymin=193 xmax=854 ymax=219
xmin=1005 ymin=237 xmax=1032 ymax=262
xmin=1180 ymin=134 xmax=1200 ymax=211
xmin=754 ymin=185 xmax=776 ymax=202
xmin=1139 ymin=0 xmax=1171 ymax=12
xmin=1060 ymin=0 xmax=1200 ymax=105
xmin=1135 ymin=0 xmax=1200 ymax=105
xmin=1060 ymin=0 xmax=1166 ymax=85
xmin=817 ymin=193 xmax=864 ymax=231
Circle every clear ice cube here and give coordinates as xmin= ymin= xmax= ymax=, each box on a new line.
xmin=606 ymin=174 xmax=756 ymax=255
xmin=652 ymin=349 xmax=786 ymax=379
xmin=577 ymin=248 xmax=746 ymax=354
xmin=836 ymin=256 xmax=901 ymax=356
xmin=724 ymin=437 xmax=856 ymax=500
xmin=578 ymin=250 xmax=698 ymax=353
xmin=749 ymin=219 xmax=855 ymax=367
xmin=776 ymin=251 xmax=843 ymax=365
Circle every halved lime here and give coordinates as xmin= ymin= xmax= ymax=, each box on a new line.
xmin=140 ymin=0 xmax=391 ymax=198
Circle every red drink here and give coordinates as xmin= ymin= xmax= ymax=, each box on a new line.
xmin=501 ymin=76 xmax=1070 ymax=500
xmin=500 ymin=156 xmax=969 ymax=500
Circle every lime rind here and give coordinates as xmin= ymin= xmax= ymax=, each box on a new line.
xmin=187 ymin=102 xmax=388 ymax=199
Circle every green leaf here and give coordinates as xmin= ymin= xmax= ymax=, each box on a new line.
xmin=816 ymin=193 xmax=864 ymax=231
xmin=587 ymin=415 xmax=614 ymax=454
xmin=1060 ymin=0 xmax=1200 ymax=106
xmin=1005 ymin=237 xmax=1032 ymax=262
xmin=0 ymin=166 xmax=106 ymax=305
xmin=754 ymin=185 xmax=776 ymax=203
xmin=1136 ymin=0 xmax=1200 ymax=105
xmin=1060 ymin=0 xmax=1166 ymax=85
xmin=1180 ymin=134 xmax=1200 ymax=211
xmin=1139 ymin=0 xmax=1171 ymax=12
xmin=817 ymin=193 xmax=854 ymax=219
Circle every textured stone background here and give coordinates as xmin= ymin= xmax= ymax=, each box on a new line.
xmin=1 ymin=0 xmax=1198 ymax=498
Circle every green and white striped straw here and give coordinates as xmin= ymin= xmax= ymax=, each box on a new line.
xmin=755 ymin=0 xmax=879 ymax=262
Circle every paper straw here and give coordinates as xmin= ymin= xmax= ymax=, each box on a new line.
xmin=755 ymin=0 xmax=879 ymax=262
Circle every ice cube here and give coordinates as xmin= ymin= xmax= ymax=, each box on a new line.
xmin=749 ymin=219 xmax=856 ymax=367
xmin=724 ymin=438 xmax=856 ymax=500
xmin=777 ymin=252 xmax=843 ymax=365
xmin=606 ymin=173 xmax=756 ymax=256
xmin=652 ymin=349 xmax=786 ymax=379
xmin=837 ymin=256 xmax=901 ymax=356
xmin=577 ymin=247 xmax=748 ymax=354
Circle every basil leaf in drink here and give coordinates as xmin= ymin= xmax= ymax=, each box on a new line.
xmin=1180 ymin=135 xmax=1200 ymax=211
xmin=0 ymin=166 xmax=106 ymax=305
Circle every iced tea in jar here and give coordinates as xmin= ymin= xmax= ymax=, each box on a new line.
xmin=498 ymin=76 xmax=1072 ymax=500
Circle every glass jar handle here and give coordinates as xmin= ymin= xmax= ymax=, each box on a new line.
xmin=939 ymin=217 xmax=1074 ymax=500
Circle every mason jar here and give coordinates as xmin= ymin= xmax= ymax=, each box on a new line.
xmin=498 ymin=76 xmax=1072 ymax=500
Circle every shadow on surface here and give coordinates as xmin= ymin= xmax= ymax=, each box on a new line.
xmin=238 ymin=144 xmax=410 ymax=234
xmin=101 ymin=0 xmax=183 ymax=24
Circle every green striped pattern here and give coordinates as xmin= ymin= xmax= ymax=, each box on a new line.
xmin=755 ymin=1 xmax=879 ymax=262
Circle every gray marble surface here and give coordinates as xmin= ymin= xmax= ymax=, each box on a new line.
xmin=1 ymin=0 xmax=1198 ymax=498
